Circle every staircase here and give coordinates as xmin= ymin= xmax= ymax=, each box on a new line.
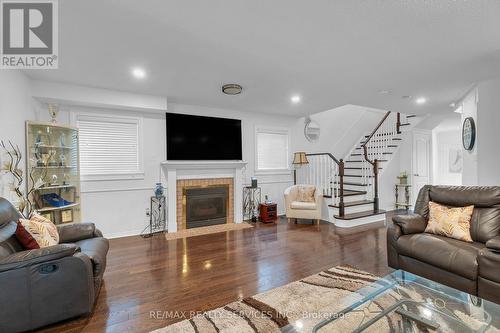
xmin=296 ymin=111 xmax=416 ymax=227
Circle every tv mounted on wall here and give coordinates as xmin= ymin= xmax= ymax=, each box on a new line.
xmin=166 ymin=113 xmax=242 ymax=160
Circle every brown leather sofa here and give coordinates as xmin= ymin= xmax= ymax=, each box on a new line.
xmin=388 ymin=185 xmax=500 ymax=304
xmin=0 ymin=198 xmax=109 ymax=332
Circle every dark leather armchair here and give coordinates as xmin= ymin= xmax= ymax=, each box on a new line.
xmin=388 ymin=185 xmax=500 ymax=304
xmin=0 ymin=198 xmax=109 ymax=332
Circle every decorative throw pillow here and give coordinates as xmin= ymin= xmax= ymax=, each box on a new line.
xmin=424 ymin=201 xmax=474 ymax=242
xmin=16 ymin=213 xmax=59 ymax=249
xmin=297 ymin=185 xmax=316 ymax=202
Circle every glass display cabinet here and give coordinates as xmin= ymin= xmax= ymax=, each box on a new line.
xmin=25 ymin=121 xmax=81 ymax=224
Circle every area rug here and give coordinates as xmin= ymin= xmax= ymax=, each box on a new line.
xmin=164 ymin=222 xmax=254 ymax=240
xmin=152 ymin=265 xmax=500 ymax=333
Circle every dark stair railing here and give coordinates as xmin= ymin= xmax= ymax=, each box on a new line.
xmin=361 ymin=111 xmax=400 ymax=212
xmin=301 ymin=152 xmax=345 ymax=217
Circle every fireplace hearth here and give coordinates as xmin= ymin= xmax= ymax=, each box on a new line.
xmin=184 ymin=186 xmax=229 ymax=229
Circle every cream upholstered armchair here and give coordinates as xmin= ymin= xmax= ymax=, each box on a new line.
xmin=284 ymin=185 xmax=322 ymax=224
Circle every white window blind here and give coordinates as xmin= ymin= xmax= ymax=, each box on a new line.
xmin=256 ymin=129 xmax=289 ymax=171
xmin=77 ymin=115 xmax=142 ymax=178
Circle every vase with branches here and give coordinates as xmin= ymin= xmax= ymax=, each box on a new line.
xmin=1 ymin=140 xmax=42 ymax=218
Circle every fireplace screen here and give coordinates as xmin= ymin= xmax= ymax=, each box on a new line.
xmin=185 ymin=186 xmax=228 ymax=229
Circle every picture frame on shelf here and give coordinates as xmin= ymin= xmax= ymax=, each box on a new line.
xmin=61 ymin=209 xmax=73 ymax=223
xmin=40 ymin=212 xmax=53 ymax=222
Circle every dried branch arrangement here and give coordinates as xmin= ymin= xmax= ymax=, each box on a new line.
xmin=0 ymin=140 xmax=39 ymax=218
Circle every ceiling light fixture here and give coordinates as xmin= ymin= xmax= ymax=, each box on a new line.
xmin=291 ymin=95 xmax=301 ymax=104
xmin=415 ymin=97 xmax=427 ymax=105
xmin=378 ymin=90 xmax=391 ymax=95
xmin=222 ymin=84 xmax=242 ymax=95
xmin=131 ymin=67 xmax=146 ymax=79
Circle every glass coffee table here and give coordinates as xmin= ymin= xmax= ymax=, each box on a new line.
xmin=283 ymin=270 xmax=500 ymax=333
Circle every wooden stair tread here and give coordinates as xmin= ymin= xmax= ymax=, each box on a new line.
xmin=345 ymin=159 xmax=388 ymax=163
xmin=329 ymin=200 xmax=373 ymax=208
xmin=355 ymin=145 xmax=397 ymax=150
xmin=406 ymin=115 xmax=417 ymax=118
xmin=334 ymin=209 xmax=386 ymax=220
xmin=343 ymin=174 xmax=374 ymax=178
xmin=400 ymin=123 xmax=410 ymax=126
xmin=345 ymin=167 xmax=382 ymax=170
xmin=334 ymin=181 xmax=368 ymax=186
xmin=350 ymin=152 xmax=392 ymax=156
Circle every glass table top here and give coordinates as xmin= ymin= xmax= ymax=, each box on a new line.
xmin=282 ymin=270 xmax=500 ymax=333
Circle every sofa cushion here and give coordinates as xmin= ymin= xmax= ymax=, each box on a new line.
xmin=16 ymin=214 xmax=59 ymax=249
xmin=396 ymin=233 xmax=484 ymax=280
xmin=424 ymin=201 xmax=474 ymax=242
xmin=290 ymin=201 xmax=317 ymax=210
xmin=75 ymin=237 xmax=109 ymax=277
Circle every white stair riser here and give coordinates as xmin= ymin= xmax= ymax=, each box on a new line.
xmin=333 ymin=213 xmax=386 ymax=228
xmin=329 ymin=203 xmax=374 ymax=215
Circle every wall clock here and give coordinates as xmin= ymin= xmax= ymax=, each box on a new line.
xmin=462 ymin=117 xmax=476 ymax=151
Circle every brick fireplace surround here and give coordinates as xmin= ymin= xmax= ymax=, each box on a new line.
xmin=176 ymin=177 xmax=234 ymax=231
xmin=161 ymin=161 xmax=247 ymax=233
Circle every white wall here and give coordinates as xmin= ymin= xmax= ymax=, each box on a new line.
xmin=476 ymin=78 xmax=500 ymax=186
xmin=292 ymin=105 xmax=384 ymax=159
xmin=432 ymin=130 xmax=462 ymax=186
xmin=460 ymin=88 xmax=479 ymax=185
xmin=0 ymin=71 xmax=39 ymax=205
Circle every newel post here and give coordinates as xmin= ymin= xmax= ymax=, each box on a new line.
xmin=338 ymin=159 xmax=345 ymax=217
xmin=373 ymin=159 xmax=379 ymax=212
xmin=396 ymin=112 xmax=402 ymax=134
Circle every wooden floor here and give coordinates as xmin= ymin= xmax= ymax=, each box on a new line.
xmin=41 ymin=212 xmax=405 ymax=333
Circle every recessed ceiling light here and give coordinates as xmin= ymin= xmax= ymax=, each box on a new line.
xmin=291 ymin=95 xmax=301 ymax=104
xmin=222 ymin=84 xmax=242 ymax=95
xmin=131 ymin=67 xmax=146 ymax=79
xmin=449 ymin=102 xmax=456 ymax=108
xmin=415 ymin=97 xmax=427 ymax=105
xmin=378 ymin=90 xmax=391 ymax=95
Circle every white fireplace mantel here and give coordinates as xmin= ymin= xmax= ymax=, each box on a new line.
xmin=161 ymin=160 xmax=248 ymax=232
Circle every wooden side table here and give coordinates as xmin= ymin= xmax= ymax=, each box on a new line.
xmin=259 ymin=203 xmax=278 ymax=223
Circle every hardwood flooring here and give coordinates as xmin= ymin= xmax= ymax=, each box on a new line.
xmin=40 ymin=211 xmax=405 ymax=333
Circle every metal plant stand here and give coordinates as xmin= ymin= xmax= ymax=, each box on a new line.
xmin=243 ymin=186 xmax=261 ymax=222
xmin=141 ymin=196 xmax=166 ymax=238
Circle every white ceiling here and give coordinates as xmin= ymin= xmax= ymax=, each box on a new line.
xmin=26 ymin=0 xmax=500 ymax=116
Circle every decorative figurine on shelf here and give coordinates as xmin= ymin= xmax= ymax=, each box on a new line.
xmin=62 ymin=173 xmax=69 ymax=185
xmin=34 ymin=148 xmax=44 ymax=167
xmin=51 ymin=174 xmax=58 ymax=186
xmin=154 ymin=183 xmax=164 ymax=197
xmin=59 ymin=134 xmax=66 ymax=148
xmin=59 ymin=154 xmax=66 ymax=167
xmin=264 ymin=195 xmax=273 ymax=204
xmin=47 ymin=150 xmax=57 ymax=167
xmin=48 ymin=103 xmax=59 ymax=124
xmin=35 ymin=130 xmax=43 ymax=146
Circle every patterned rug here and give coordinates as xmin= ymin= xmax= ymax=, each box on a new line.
xmin=164 ymin=223 xmax=254 ymax=240
xmin=152 ymin=265 xmax=499 ymax=333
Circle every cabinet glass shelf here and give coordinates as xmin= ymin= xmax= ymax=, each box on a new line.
xmin=26 ymin=121 xmax=82 ymax=224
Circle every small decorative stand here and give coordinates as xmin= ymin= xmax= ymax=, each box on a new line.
xmin=259 ymin=203 xmax=277 ymax=223
xmin=395 ymin=184 xmax=412 ymax=211
xmin=141 ymin=196 xmax=166 ymax=238
xmin=243 ymin=186 xmax=261 ymax=222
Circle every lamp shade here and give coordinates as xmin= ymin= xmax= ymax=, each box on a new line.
xmin=292 ymin=152 xmax=309 ymax=165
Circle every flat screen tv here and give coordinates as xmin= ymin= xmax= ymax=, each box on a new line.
xmin=166 ymin=113 xmax=242 ymax=160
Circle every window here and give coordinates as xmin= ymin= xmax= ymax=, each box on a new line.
xmin=76 ymin=113 xmax=143 ymax=180
xmin=255 ymin=127 xmax=290 ymax=173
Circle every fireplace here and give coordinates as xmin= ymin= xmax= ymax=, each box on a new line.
xmin=184 ymin=185 xmax=229 ymax=229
